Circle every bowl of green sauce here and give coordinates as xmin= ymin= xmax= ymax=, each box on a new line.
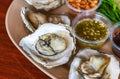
xmin=72 ymin=12 xmax=111 ymax=49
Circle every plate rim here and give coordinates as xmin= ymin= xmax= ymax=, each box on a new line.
xmin=5 ymin=1 xmax=56 ymax=79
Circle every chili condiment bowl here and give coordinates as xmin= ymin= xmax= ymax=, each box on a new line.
xmin=110 ymin=23 xmax=120 ymax=57
xmin=65 ymin=0 xmax=102 ymax=15
xmin=72 ymin=12 xmax=111 ymax=49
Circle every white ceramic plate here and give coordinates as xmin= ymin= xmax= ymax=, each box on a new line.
xmin=5 ymin=0 xmax=119 ymax=79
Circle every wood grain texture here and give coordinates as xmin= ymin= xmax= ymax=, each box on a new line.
xmin=0 ymin=1 xmax=51 ymax=79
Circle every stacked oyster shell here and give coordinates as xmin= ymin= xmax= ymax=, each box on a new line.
xmin=25 ymin=0 xmax=65 ymax=11
xmin=20 ymin=0 xmax=74 ymax=68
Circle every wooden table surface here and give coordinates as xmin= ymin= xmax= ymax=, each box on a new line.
xmin=0 ymin=1 xmax=50 ymax=79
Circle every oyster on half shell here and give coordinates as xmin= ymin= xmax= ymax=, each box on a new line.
xmin=21 ymin=7 xmax=70 ymax=32
xmin=25 ymin=0 xmax=65 ymax=11
xmin=69 ymin=49 xmax=120 ymax=79
xmin=19 ymin=23 xmax=75 ymax=68
xmin=36 ymin=33 xmax=67 ymax=56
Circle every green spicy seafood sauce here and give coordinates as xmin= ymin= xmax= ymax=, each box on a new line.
xmin=75 ymin=19 xmax=108 ymax=41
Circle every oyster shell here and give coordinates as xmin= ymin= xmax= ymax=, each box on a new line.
xmin=25 ymin=0 xmax=65 ymax=11
xmin=19 ymin=23 xmax=75 ymax=68
xmin=21 ymin=7 xmax=47 ymax=32
xmin=69 ymin=49 xmax=120 ymax=79
xmin=21 ymin=7 xmax=70 ymax=32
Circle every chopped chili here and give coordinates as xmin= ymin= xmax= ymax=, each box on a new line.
xmin=68 ymin=0 xmax=98 ymax=10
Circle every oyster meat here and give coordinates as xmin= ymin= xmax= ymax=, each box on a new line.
xmin=48 ymin=14 xmax=70 ymax=25
xmin=36 ymin=33 xmax=67 ymax=56
xmin=69 ymin=49 xmax=120 ymax=79
xmin=19 ymin=23 xmax=75 ymax=68
xmin=25 ymin=0 xmax=65 ymax=11
xmin=21 ymin=7 xmax=47 ymax=32
xmin=21 ymin=7 xmax=70 ymax=32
